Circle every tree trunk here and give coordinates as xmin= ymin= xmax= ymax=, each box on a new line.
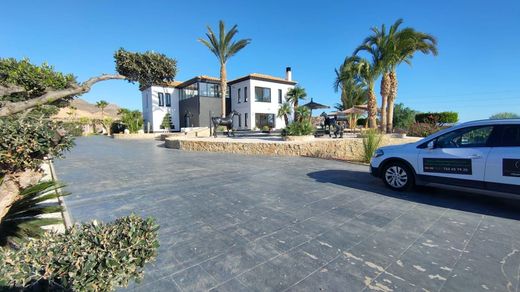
xmin=293 ymin=99 xmax=299 ymax=122
xmin=367 ymin=89 xmax=377 ymax=129
xmin=0 ymin=74 xmax=127 ymax=117
xmin=387 ymin=98 xmax=396 ymax=133
xmin=380 ymin=72 xmax=391 ymax=133
xmin=0 ymin=170 xmax=43 ymax=222
xmin=220 ymin=63 xmax=227 ymax=118
xmin=284 ymin=114 xmax=289 ymax=127
xmin=387 ymin=70 xmax=398 ymax=133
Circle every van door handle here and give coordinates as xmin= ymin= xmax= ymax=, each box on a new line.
xmin=468 ymin=154 xmax=482 ymax=159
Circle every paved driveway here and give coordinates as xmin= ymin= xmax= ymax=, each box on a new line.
xmin=54 ymin=136 xmax=520 ymax=292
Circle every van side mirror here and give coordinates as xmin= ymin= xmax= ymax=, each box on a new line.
xmin=427 ymin=140 xmax=435 ymax=149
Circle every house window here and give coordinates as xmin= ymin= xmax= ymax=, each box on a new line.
xmin=278 ymin=89 xmax=282 ymax=104
xmin=158 ymin=92 xmax=164 ymax=106
xmin=255 ymin=113 xmax=275 ymax=129
xmin=238 ymin=88 xmax=241 ymax=103
xmin=238 ymin=114 xmax=242 ymax=128
xmin=255 ymin=87 xmax=271 ymax=102
xmin=245 ymin=113 xmax=248 ymax=127
xmin=244 ymin=87 xmax=248 ymax=102
xmin=165 ymin=93 xmax=171 ymax=107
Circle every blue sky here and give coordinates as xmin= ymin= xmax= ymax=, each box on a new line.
xmin=2 ymin=0 xmax=519 ymax=121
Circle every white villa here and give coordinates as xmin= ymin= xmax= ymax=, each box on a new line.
xmin=141 ymin=68 xmax=297 ymax=132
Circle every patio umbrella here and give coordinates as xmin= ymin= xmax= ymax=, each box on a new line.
xmin=302 ymin=98 xmax=330 ymax=116
xmin=341 ymin=107 xmax=366 ymax=115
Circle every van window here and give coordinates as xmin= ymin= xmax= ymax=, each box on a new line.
xmin=496 ymin=125 xmax=520 ymax=147
xmin=435 ymin=126 xmax=494 ymax=148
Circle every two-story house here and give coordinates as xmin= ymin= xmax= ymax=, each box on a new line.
xmin=141 ymin=68 xmax=296 ymax=132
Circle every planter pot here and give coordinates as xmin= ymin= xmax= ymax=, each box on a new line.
xmin=283 ymin=135 xmax=315 ymax=142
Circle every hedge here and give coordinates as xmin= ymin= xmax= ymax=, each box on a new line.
xmin=0 ymin=215 xmax=159 ymax=291
xmin=415 ymin=112 xmax=458 ymax=124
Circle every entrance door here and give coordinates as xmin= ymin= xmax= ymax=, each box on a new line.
xmin=417 ymin=125 xmax=496 ymax=188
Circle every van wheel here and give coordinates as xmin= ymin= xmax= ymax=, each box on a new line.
xmin=382 ymin=162 xmax=415 ymax=191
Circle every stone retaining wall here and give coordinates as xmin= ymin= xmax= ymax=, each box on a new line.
xmin=165 ymin=136 xmax=421 ymax=162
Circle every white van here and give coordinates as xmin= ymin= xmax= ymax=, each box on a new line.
xmin=370 ymin=119 xmax=520 ymax=195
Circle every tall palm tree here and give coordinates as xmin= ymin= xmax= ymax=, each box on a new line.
xmin=198 ymin=20 xmax=251 ymax=117
xmin=277 ymin=102 xmax=292 ymax=127
xmin=286 ymin=86 xmax=307 ymax=121
xmin=96 ymin=100 xmax=109 ymax=118
xmin=385 ymin=26 xmax=437 ymax=132
xmin=334 ymin=67 xmax=368 ymax=109
xmin=354 ymin=19 xmax=437 ymax=133
xmin=336 ymin=56 xmax=380 ymax=129
xmin=354 ymin=21 xmax=394 ymax=132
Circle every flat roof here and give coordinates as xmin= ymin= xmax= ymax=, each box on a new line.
xmin=143 ymin=73 xmax=296 ymax=91
xmin=228 ymin=73 xmax=297 ymax=85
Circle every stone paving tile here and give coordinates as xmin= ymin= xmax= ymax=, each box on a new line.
xmin=53 ymin=137 xmax=520 ymax=292
xmin=208 ymin=278 xmax=249 ymax=291
xmin=237 ymin=250 xmax=324 ymax=291
xmin=133 ymin=276 xmax=182 ymax=292
xmin=171 ymin=265 xmax=219 ymax=291
xmin=200 ymin=240 xmax=280 ymax=282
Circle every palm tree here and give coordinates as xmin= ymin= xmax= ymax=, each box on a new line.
xmin=294 ymin=106 xmax=311 ymax=123
xmin=354 ymin=22 xmax=392 ymax=132
xmin=277 ymin=102 xmax=292 ymax=127
xmin=336 ymin=56 xmax=380 ymax=129
xmin=286 ymin=86 xmax=307 ymax=121
xmin=198 ymin=20 xmax=251 ymax=117
xmin=354 ymin=19 xmax=437 ymax=132
xmin=386 ymin=27 xmax=437 ymax=132
xmin=334 ymin=103 xmax=345 ymax=111
xmin=334 ymin=66 xmax=368 ymax=109
xmin=96 ymin=100 xmax=109 ymax=118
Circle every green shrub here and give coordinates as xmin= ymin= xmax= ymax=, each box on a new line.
xmin=489 ymin=112 xmax=520 ymax=119
xmin=261 ymin=125 xmax=271 ymax=132
xmin=0 ymin=117 xmax=74 ymax=176
xmin=415 ymin=112 xmax=458 ymax=124
xmin=160 ymin=113 xmax=172 ymax=130
xmin=407 ymin=122 xmax=446 ymax=137
xmin=392 ymin=103 xmax=418 ymax=131
xmin=0 ymin=215 xmax=159 ymax=291
xmin=118 ymin=109 xmax=144 ymax=133
xmin=361 ymin=129 xmax=382 ymax=163
xmin=61 ymin=121 xmax=84 ymax=136
xmin=284 ymin=120 xmax=314 ymax=136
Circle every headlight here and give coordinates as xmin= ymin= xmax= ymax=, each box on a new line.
xmin=373 ymin=149 xmax=384 ymax=158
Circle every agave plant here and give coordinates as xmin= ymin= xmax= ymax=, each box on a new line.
xmin=0 ymin=180 xmax=68 ymax=247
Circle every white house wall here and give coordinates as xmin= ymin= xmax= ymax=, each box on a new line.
xmin=148 ymin=86 xmax=180 ymax=132
xmin=230 ymin=79 xmax=294 ymax=130
xmin=141 ymin=88 xmax=152 ymax=132
xmin=229 ymin=80 xmax=253 ymax=130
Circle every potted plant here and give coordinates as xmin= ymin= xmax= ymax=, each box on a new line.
xmin=261 ymin=125 xmax=271 ymax=133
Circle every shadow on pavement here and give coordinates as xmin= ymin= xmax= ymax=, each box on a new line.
xmin=307 ymin=169 xmax=520 ymax=221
